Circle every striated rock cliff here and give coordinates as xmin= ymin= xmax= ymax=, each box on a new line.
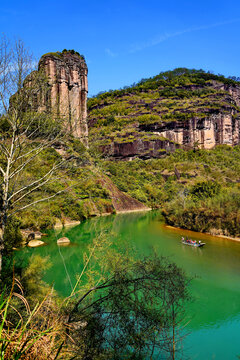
xmin=27 ymin=51 xmax=88 ymax=145
xmin=100 ymin=137 xmax=179 ymax=160
xmin=139 ymin=113 xmax=240 ymax=150
xmin=88 ymin=68 xmax=240 ymax=158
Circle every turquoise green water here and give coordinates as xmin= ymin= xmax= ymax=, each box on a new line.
xmin=18 ymin=211 xmax=240 ymax=359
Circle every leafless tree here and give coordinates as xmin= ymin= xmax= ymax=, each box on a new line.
xmin=0 ymin=35 xmax=66 ymax=274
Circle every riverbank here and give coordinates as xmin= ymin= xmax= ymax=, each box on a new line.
xmin=20 ymin=207 xmax=152 ymax=242
xmin=22 ymin=209 xmax=240 ymax=246
xmin=116 ymin=208 xmax=152 ymax=214
xmin=165 ymin=225 xmax=240 ymax=243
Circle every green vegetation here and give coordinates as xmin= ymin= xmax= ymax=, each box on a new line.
xmin=100 ymin=145 xmax=240 ymax=237
xmin=1 ymin=64 xmax=239 ymax=241
xmin=40 ymin=51 xmax=63 ymax=59
xmin=41 ymin=49 xmax=85 ymax=61
xmin=1 ymin=233 xmax=190 ymax=359
xmin=86 ymin=68 xmax=240 ymax=238
xmin=3 ymin=138 xmax=114 ymax=229
xmin=1 ymin=71 xmax=238 ymax=238
xmin=1 ymin=36 xmax=240 ymax=359
xmin=88 ymin=68 xmax=240 ymax=151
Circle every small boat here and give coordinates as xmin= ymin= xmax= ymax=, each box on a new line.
xmin=181 ymin=238 xmax=205 ymax=247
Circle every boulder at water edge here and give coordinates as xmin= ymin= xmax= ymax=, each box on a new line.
xmin=57 ymin=237 xmax=70 ymax=245
xmin=28 ymin=240 xmax=45 ymax=247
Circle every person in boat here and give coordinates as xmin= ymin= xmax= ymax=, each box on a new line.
xmin=181 ymin=237 xmax=185 ymax=242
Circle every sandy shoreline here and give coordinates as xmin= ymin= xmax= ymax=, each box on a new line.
xmin=54 ymin=220 xmax=80 ymax=229
xmin=116 ymin=208 xmax=152 ymax=214
xmin=165 ymin=225 xmax=240 ymax=243
xmin=54 ymin=208 xmax=151 ymax=228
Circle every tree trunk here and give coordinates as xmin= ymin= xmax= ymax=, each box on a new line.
xmin=0 ymin=216 xmax=7 ymax=276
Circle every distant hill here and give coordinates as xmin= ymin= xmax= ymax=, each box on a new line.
xmin=88 ymin=68 xmax=240 ymax=159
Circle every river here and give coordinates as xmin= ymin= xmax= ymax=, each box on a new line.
xmin=18 ymin=211 xmax=240 ymax=359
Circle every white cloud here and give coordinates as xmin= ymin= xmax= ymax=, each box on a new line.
xmin=129 ymin=18 xmax=240 ymax=53
xmin=105 ymin=48 xmax=118 ymax=57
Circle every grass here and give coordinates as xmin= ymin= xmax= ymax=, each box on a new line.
xmin=0 ymin=278 xmax=65 ymax=360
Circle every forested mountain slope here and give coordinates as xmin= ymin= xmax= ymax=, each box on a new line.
xmin=88 ymin=68 xmax=240 ymax=159
xmin=87 ymin=69 xmax=240 ymax=237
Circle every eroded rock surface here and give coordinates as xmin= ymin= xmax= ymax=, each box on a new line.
xmin=98 ymin=175 xmax=150 ymax=212
xmin=139 ymin=113 xmax=240 ymax=150
xmin=28 ymin=240 xmax=45 ymax=247
xmin=27 ymin=51 xmax=88 ymax=145
xmin=88 ymin=70 xmax=240 ymax=159
xmin=100 ymin=137 xmax=179 ymax=159
xmin=57 ymin=237 xmax=70 ymax=245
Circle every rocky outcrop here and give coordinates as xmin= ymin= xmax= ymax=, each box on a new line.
xmin=88 ymin=72 xmax=240 ymax=157
xmin=21 ymin=230 xmax=45 ymax=241
xmin=93 ymin=111 xmax=240 ymax=159
xmin=99 ymin=175 xmax=150 ymax=212
xmin=27 ymin=51 xmax=88 ymax=145
xmin=139 ymin=113 xmax=240 ymax=149
xmin=100 ymin=137 xmax=179 ymax=160
xmin=28 ymin=240 xmax=45 ymax=247
xmin=57 ymin=237 xmax=70 ymax=245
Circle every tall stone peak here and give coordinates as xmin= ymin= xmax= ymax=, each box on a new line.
xmin=30 ymin=50 xmax=88 ymax=145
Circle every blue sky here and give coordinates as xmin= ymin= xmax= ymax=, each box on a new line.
xmin=1 ymin=0 xmax=240 ymax=96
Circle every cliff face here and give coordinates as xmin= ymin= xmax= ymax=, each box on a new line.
xmin=100 ymin=137 xmax=179 ymax=160
xmin=28 ymin=51 xmax=88 ymax=145
xmin=88 ymin=69 xmax=240 ymax=159
xmin=139 ymin=113 xmax=240 ymax=150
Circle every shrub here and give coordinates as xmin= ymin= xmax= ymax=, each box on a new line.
xmin=190 ymin=181 xmax=221 ymax=199
xmin=3 ymin=217 xmax=23 ymax=253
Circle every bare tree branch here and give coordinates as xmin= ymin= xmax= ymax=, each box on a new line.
xmin=9 ymin=144 xmax=50 ymax=179
xmin=9 ymin=161 xmax=65 ymax=203
xmin=10 ymin=187 xmax=69 ymax=215
xmin=0 ymin=141 xmax=10 ymax=157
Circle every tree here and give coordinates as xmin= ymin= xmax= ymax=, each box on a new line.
xmin=0 ymin=255 xmax=189 ymax=359
xmin=190 ymin=181 xmax=221 ymax=200
xmin=0 ymin=35 xmax=66 ymax=274
xmin=67 ymin=256 xmax=190 ymax=359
